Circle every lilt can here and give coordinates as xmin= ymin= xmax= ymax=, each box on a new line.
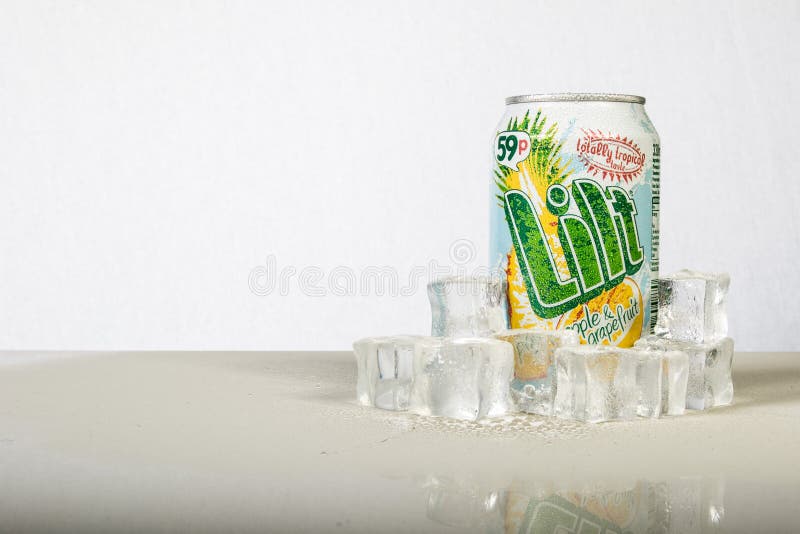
xmin=490 ymin=93 xmax=660 ymax=346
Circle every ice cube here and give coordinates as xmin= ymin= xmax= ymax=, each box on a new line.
xmin=353 ymin=335 xmax=421 ymax=411
xmin=409 ymin=337 xmax=514 ymax=421
xmin=621 ymin=347 xmax=690 ymax=418
xmin=631 ymin=350 xmax=664 ymax=418
xmin=493 ymin=328 xmax=579 ymax=415
xmin=635 ymin=335 xmax=734 ymax=410
xmin=427 ymin=276 xmax=507 ymax=337
xmin=553 ymin=346 xmax=640 ymax=423
xmin=660 ymin=350 xmax=690 ymax=416
xmin=655 ymin=270 xmax=730 ymax=343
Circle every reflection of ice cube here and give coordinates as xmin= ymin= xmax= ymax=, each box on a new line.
xmin=427 ymin=276 xmax=507 ymax=337
xmin=665 ymin=477 xmax=726 ymax=534
xmin=493 ymin=328 xmax=579 ymax=415
xmin=655 ymin=270 xmax=729 ymax=343
xmin=425 ymin=476 xmax=504 ymax=530
xmin=353 ymin=336 xmax=421 ymax=411
xmin=409 ymin=338 xmax=513 ymax=421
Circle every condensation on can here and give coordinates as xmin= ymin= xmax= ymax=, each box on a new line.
xmin=489 ymin=93 xmax=659 ymax=346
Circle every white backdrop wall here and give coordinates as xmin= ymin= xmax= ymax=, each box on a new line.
xmin=1 ymin=1 xmax=798 ymax=351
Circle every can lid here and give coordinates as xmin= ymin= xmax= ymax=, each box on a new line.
xmin=505 ymin=93 xmax=645 ymax=105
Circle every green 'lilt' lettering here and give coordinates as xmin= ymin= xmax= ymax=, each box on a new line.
xmin=504 ymin=179 xmax=644 ymax=319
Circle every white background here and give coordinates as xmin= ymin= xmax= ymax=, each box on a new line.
xmin=1 ymin=1 xmax=797 ymax=351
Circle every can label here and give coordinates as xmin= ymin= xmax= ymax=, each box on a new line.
xmin=491 ymin=108 xmax=659 ymax=346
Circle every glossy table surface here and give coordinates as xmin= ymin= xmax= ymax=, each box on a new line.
xmin=0 ymin=351 xmax=798 ymax=533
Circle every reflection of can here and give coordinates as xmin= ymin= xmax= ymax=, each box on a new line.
xmin=490 ymin=94 xmax=660 ymax=346
xmin=503 ymin=478 xmax=725 ymax=534
xmin=504 ymin=481 xmax=652 ymax=533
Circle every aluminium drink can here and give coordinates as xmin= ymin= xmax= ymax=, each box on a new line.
xmin=490 ymin=93 xmax=660 ymax=346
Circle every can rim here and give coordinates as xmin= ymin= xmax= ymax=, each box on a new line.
xmin=505 ymin=93 xmax=646 ymax=105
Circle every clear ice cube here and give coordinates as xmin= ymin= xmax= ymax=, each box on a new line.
xmin=635 ymin=335 xmax=734 ymax=410
xmin=621 ymin=347 xmax=690 ymax=417
xmin=353 ymin=335 xmax=421 ymax=410
xmin=655 ymin=270 xmax=730 ymax=343
xmin=659 ymin=350 xmax=690 ymax=416
xmin=493 ymin=328 xmax=579 ymax=415
xmin=427 ymin=276 xmax=507 ymax=337
xmin=631 ymin=350 xmax=663 ymax=418
xmin=553 ymin=346 xmax=640 ymax=423
xmin=409 ymin=337 xmax=514 ymax=421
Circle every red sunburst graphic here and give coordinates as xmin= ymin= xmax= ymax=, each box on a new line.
xmin=577 ymin=129 xmax=646 ymax=182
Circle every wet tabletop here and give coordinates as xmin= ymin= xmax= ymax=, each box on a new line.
xmin=0 ymin=351 xmax=798 ymax=533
